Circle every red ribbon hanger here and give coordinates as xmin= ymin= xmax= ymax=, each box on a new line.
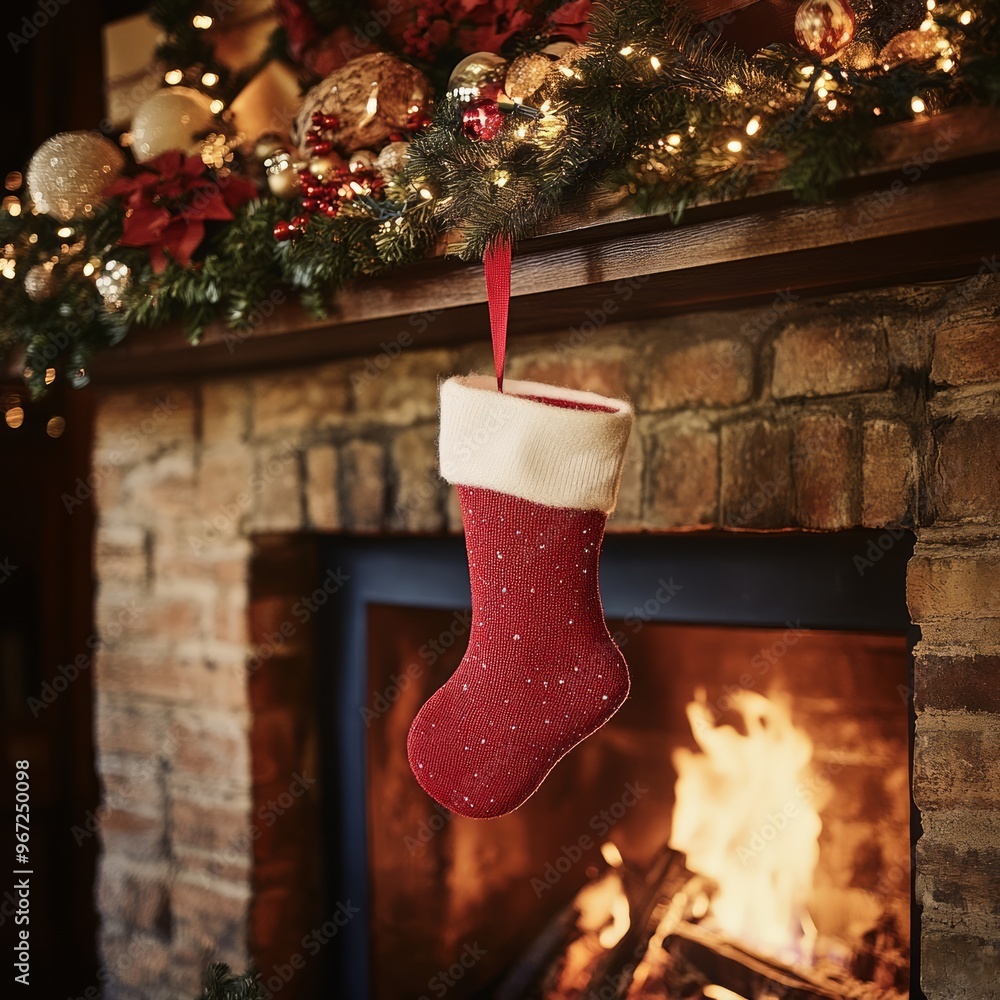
xmin=483 ymin=238 xmax=512 ymax=392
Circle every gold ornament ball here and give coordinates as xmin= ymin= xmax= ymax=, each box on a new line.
xmin=254 ymin=133 xmax=287 ymax=161
xmin=24 ymin=264 xmax=56 ymax=302
xmin=26 ymin=132 xmax=125 ymax=222
xmin=877 ymin=29 xmax=940 ymax=69
xmin=375 ymin=141 xmax=409 ymax=177
xmin=265 ymin=155 xmax=301 ymax=199
xmin=293 ymin=53 xmax=431 ymax=156
xmin=447 ymin=51 xmax=508 ymax=100
xmin=348 ymin=150 xmax=376 ymax=172
xmin=308 ymin=154 xmax=345 ymax=179
xmin=794 ymin=0 xmax=856 ymax=59
xmin=839 ymin=38 xmax=878 ymax=70
xmin=131 ymin=86 xmax=217 ymax=163
xmin=504 ymin=53 xmax=553 ymax=104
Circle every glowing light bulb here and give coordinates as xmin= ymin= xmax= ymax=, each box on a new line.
xmin=745 ymin=116 xmax=761 ymax=136
xmin=666 ymin=133 xmax=682 ymax=146
xmin=619 ymin=45 xmax=633 ymax=56
xmin=56 ymin=226 xmax=72 ymax=238
xmin=726 ymin=139 xmax=743 ymax=153
xmin=650 ymin=55 xmax=661 ymax=71
xmin=926 ymin=0 xmax=936 ymax=8
xmin=201 ymin=72 xmax=219 ymax=87
xmin=493 ymin=171 xmax=509 ymax=188
xmin=164 ymin=69 xmax=183 ymax=85
xmin=419 ymin=188 xmax=433 ymax=200
xmin=209 ymin=99 xmax=225 ymax=114
xmin=960 ymin=10 xmax=973 ymax=25
xmin=827 ymin=98 xmax=838 ymax=110
xmin=911 ymin=95 xmax=926 ymax=114
xmin=192 ymin=14 xmax=213 ymax=29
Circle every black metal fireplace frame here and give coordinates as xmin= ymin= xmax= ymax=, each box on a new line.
xmin=316 ymin=528 xmax=917 ymax=998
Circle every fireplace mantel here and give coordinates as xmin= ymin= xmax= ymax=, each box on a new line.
xmin=91 ymin=106 xmax=1000 ymax=384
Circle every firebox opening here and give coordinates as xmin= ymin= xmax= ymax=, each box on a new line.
xmin=318 ymin=531 xmax=916 ymax=1000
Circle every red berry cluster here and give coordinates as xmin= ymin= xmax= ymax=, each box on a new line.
xmin=273 ymin=112 xmax=388 ymax=242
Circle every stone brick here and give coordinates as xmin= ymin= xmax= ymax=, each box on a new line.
xmin=196 ymin=444 xmax=255 ymax=528
xmin=247 ymin=441 xmax=304 ymax=533
xmin=907 ymin=545 xmax=1000 ymax=623
xmin=862 ymin=419 xmax=915 ymax=528
xmin=917 ymin=809 xmax=1000 ymax=942
xmin=132 ymin=593 xmax=208 ymax=642
xmin=305 ymin=444 xmax=340 ymax=531
xmin=100 ymin=807 xmax=167 ymax=861
xmin=171 ymin=793 xmax=251 ymax=854
xmin=913 ymin=712 xmax=1000 ymax=810
xmin=94 ymin=523 xmax=150 ymax=587
xmin=171 ymin=878 xmax=250 ymax=960
xmin=201 ymin=379 xmax=250 ymax=447
xmin=720 ymin=418 xmax=793 ymax=528
xmin=506 ymin=348 xmax=631 ymax=400
xmin=772 ymin=317 xmax=889 ymax=399
xmin=390 ymin=425 xmax=444 ymax=532
xmin=213 ymin=586 xmax=249 ymax=646
xmin=644 ymin=414 xmax=719 ymax=528
xmin=96 ymin=646 xmax=250 ymax=712
xmin=127 ymin=450 xmax=198 ymax=520
xmin=95 ymin=696 xmax=170 ymax=758
xmin=915 ymin=652 xmax=1000 ymax=714
xmin=252 ymin=365 xmax=349 ymax=438
xmin=94 ymin=387 xmax=196 ymax=460
xmin=152 ymin=533 xmax=250 ymax=587
xmin=97 ymin=861 xmax=172 ymax=937
xmin=644 ymin=333 xmax=753 ymax=410
xmin=102 ymin=934 xmax=172 ymax=992
xmin=793 ymin=412 xmax=858 ymax=529
xmin=608 ymin=433 xmax=643 ymax=530
xmin=920 ymin=934 xmax=1000 ymax=1000
xmin=170 ymin=710 xmax=251 ymax=785
xmin=341 ymin=439 xmax=385 ymax=532
xmin=100 ymin=761 xmax=166 ymax=816
xmin=932 ymin=413 xmax=1000 ymax=523
xmin=351 ymin=348 xmax=451 ymax=425
xmin=932 ymin=315 xmax=1000 ymax=387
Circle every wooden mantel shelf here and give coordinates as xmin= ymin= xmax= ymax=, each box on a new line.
xmin=93 ymin=107 xmax=1000 ymax=383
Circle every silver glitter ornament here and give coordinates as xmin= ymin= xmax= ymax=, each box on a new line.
xmin=26 ymin=132 xmax=125 ymax=222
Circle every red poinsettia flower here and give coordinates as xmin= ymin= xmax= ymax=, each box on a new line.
xmin=547 ymin=0 xmax=593 ymax=43
xmin=104 ymin=152 xmax=258 ymax=273
xmin=456 ymin=0 xmax=538 ymax=53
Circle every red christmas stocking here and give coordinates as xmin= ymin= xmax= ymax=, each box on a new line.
xmin=407 ymin=375 xmax=634 ymax=818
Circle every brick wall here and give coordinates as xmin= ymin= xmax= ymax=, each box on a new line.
xmin=91 ymin=275 xmax=1000 ymax=998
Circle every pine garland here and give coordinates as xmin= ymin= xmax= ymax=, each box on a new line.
xmin=1 ymin=0 xmax=997 ymax=394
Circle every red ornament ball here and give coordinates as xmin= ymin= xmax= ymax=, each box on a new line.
xmin=461 ymin=99 xmax=505 ymax=141
xmin=794 ymin=0 xmax=856 ymax=59
xmin=273 ymin=220 xmax=295 ymax=241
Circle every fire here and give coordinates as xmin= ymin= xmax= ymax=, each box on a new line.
xmin=575 ymin=842 xmax=630 ymax=949
xmin=668 ymin=689 xmax=822 ymax=965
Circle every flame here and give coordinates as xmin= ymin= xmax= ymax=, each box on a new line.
xmin=668 ymin=689 xmax=822 ymax=964
xmin=575 ymin=853 xmax=631 ymax=950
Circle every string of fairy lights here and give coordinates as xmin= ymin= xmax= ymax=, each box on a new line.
xmin=0 ymin=0 xmax=996 ymax=414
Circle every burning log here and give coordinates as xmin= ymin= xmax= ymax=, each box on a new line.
xmin=581 ymin=845 xmax=686 ymax=998
xmin=664 ymin=922 xmax=897 ymax=1000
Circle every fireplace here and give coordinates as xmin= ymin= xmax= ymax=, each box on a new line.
xmin=88 ymin=272 xmax=1000 ymax=1000
xmin=313 ymin=530 xmax=914 ymax=999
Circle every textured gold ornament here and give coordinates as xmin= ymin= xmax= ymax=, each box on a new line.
xmin=26 ymin=132 xmax=125 ymax=222
xmin=293 ymin=53 xmax=431 ymax=156
xmin=24 ymin=263 xmax=56 ymax=302
xmin=794 ymin=0 xmax=856 ymax=59
xmin=504 ymin=53 xmax=553 ymax=104
xmin=877 ymin=29 xmax=940 ymax=68
xmin=130 ymin=87 xmax=216 ymax=163
xmin=447 ymin=51 xmax=508 ymax=100
xmin=375 ymin=141 xmax=409 ymax=177
xmin=839 ymin=38 xmax=878 ymax=69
